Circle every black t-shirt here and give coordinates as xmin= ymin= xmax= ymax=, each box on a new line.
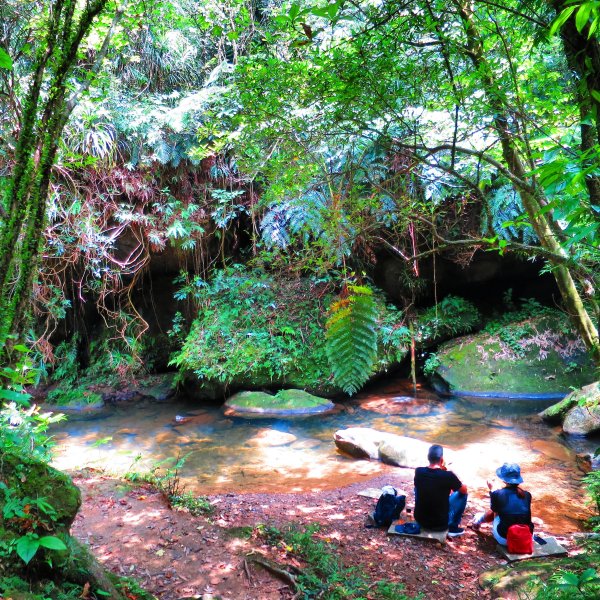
xmin=414 ymin=467 xmax=462 ymax=530
xmin=490 ymin=487 xmax=532 ymax=538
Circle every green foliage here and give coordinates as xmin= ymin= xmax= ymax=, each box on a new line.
xmin=325 ymin=285 xmax=379 ymax=395
xmin=124 ymin=453 xmax=213 ymax=517
xmin=0 ymin=47 xmax=12 ymax=70
xmin=169 ymin=491 xmax=214 ymax=517
xmin=171 ymin=266 xmax=334 ymax=391
xmin=415 ymin=296 xmax=480 ymax=342
xmin=525 ymin=568 xmax=600 ymax=599
xmin=46 ymin=385 xmax=102 ymax=408
xmin=484 ymin=184 xmax=538 ymax=244
xmin=173 ymin=267 xmax=480 ymax=394
xmin=0 ymin=481 xmax=67 ymax=565
xmin=256 ymin=524 xmax=418 ymax=599
xmin=482 ymin=298 xmax=559 ymax=359
xmin=50 ymin=334 xmax=81 ymax=386
xmin=423 ymin=353 xmax=441 ymax=377
xmin=15 ymin=532 xmax=67 ymax=565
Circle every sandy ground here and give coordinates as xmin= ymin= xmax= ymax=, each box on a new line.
xmin=69 ymin=468 xmax=584 ymax=600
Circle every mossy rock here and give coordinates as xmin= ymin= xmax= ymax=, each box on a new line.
xmin=0 ymin=451 xmax=81 ymax=530
xmin=223 ymin=389 xmax=334 ymax=417
xmin=540 ymin=381 xmax=600 ymax=427
xmin=433 ymin=314 xmax=596 ymax=397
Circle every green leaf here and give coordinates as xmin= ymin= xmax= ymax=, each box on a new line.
xmin=591 ymin=89 xmax=600 ymax=103
xmin=289 ymin=3 xmax=300 ymax=21
xmin=549 ymin=6 xmax=576 ymax=36
xmin=0 ymin=47 xmax=12 ymax=70
xmin=38 ymin=536 xmax=67 ymax=551
xmin=557 ymin=572 xmax=579 ymax=587
xmin=16 ymin=535 xmax=40 ymax=565
xmin=0 ymin=388 xmax=31 ymax=404
xmin=576 ymin=4 xmax=593 ymax=33
xmin=328 ymin=3 xmax=339 ymax=20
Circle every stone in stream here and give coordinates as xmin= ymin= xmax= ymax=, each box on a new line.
xmin=223 ymin=389 xmax=334 ymax=418
xmin=246 ymin=429 xmax=297 ymax=446
xmin=541 ymin=382 xmax=600 ymax=436
xmin=334 ymin=427 xmax=454 ymax=467
xmin=530 ymin=439 xmax=574 ymax=463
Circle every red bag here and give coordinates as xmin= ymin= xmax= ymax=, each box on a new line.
xmin=507 ymin=524 xmax=533 ymax=554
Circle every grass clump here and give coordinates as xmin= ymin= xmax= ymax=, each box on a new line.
xmin=124 ymin=454 xmax=214 ymax=517
xmin=254 ymin=524 xmax=419 ymax=599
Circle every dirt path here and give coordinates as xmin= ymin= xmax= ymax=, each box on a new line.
xmin=70 ymin=468 xmax=563 ymax=600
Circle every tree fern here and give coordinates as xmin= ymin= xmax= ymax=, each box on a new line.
xmin=325 ymin=285 xmax=379 ymax=395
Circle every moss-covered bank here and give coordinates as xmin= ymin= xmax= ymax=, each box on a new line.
xmin=0 ymin=450 xmax=154 ymax=600
xmin=172 ymin=267 xmax=480 ymax=396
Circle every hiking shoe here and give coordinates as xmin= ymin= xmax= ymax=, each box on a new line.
xmin=447 ymin=526 xmax=465 ymax=537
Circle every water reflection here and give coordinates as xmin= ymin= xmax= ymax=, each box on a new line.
xmin=51 ymin=379 xmax=594 ymax=533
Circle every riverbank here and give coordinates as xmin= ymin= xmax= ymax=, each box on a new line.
xmin=69 ymin=470 xmax=586 ymax=600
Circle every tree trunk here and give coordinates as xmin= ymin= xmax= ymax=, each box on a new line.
xmin=454 ymin=0 xmax=599 ymax=363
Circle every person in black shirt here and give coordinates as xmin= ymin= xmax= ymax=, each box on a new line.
xmin=414 ymin=444 xmax=468 ymax=536
xmin=471 ymin=463 xmax=533 ymax=545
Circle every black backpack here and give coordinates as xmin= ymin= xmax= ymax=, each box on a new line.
xmin=373 ymin=487 xmax=406 ymax=527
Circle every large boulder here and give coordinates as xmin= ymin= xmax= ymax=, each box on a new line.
xmin=563 ymin=404 xmax=600 ymax=435
xmin=558 ymin=382 xmax=600 ymax=435
xmin=0 ymin=450 xmax=142 ymax=599
xmin=432 ymin=312 xmax=596 ymax=397
xmin=334 ymin=427 xmax=444 ymax=467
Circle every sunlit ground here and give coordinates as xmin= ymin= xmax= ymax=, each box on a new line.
xmin=51 ymin=379 xmax=598 ymax=534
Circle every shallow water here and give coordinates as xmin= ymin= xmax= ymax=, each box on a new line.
xmin=51 ymin=379 xmax=598 ymax=533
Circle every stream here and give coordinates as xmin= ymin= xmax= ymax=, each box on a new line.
xmin=51 ymin=379 xmax=599 ymax=534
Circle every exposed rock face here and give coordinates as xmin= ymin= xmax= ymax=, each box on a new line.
xmin=563 ymin=404 xmax=600 ymax=436
xmin=541 ymin=382 xmax=600 ymax=436
xmin=333 ymin=427 xmax=445 ymax=467
xmin=433 ymin=313 xmax=596 ymax=397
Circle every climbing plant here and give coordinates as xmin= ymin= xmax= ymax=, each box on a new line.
xmin=0 ymin=0 xmax=120 ymax=353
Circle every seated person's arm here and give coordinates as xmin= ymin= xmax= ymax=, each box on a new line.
xmin=458 ymin=483 xmax=467 ymax=494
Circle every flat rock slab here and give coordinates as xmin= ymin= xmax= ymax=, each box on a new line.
xmin=387 ymin=521 xmax=447 ymax=544
xmin=357 ymin=487 xmax=408 ymax=499
xmin=496 ymin=536 xmax=567 ymax=562
xmin=358 ymin=488 xmax=385 ymax=499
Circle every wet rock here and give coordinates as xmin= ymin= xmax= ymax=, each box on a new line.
xmin=563 ymin=403 xmax=600 ymax=435
xmin=530 ymin=440 xmax=573 ymax=463
xmin=333 ymin=427 xmax=440 ymax=467
xmin=379 ymin=437 xmax=433 ymax=468
xmin=246 ymin=429 xmax=297 ymax=446
xmin=334 ymin=427 xmax=396 ymax=459
xmin=542 ymin=382 xmax=600 ymax=436
xmin=576 ymin=453 xmax=592 ymax=473
xmin=433 ymin=313 xmax=595 ymax=397
xmin=223 ymin=389 xmax=334 ymax=418
xmin=290 ymin=439 xmax=322 ymax=450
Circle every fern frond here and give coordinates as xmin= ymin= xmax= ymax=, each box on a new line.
xmin=325 ymin=286 xmax=379 ymax=395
